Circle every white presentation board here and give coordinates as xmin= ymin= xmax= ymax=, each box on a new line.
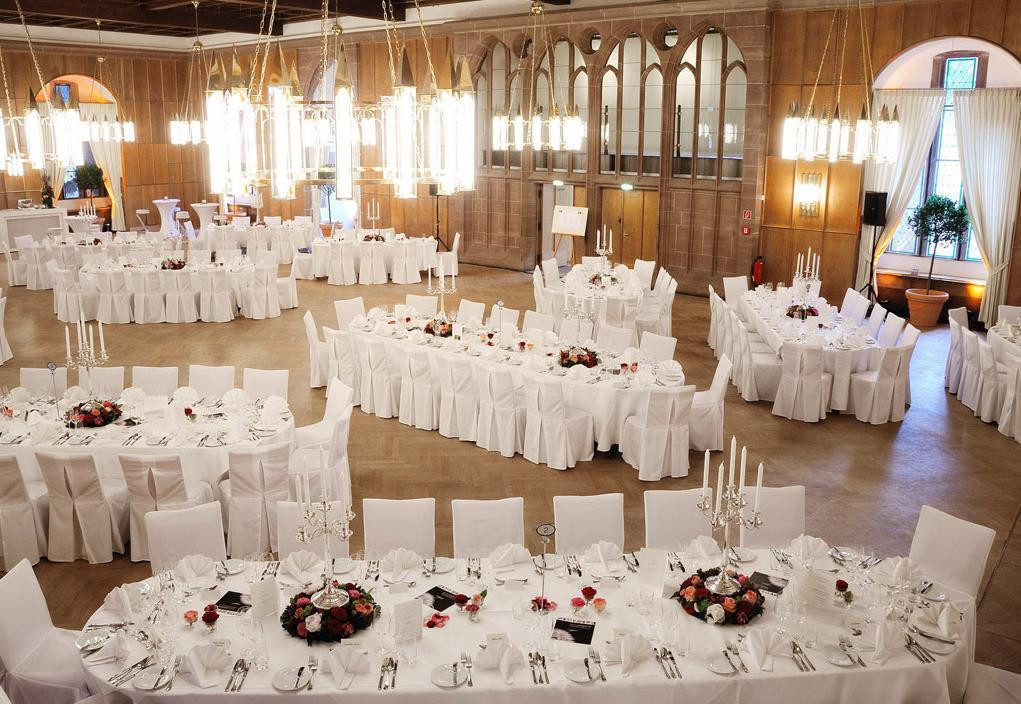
xmin=551 ymin=205 xmax=588 ymax=237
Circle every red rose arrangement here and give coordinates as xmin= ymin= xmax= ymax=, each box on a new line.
xmin=785 ymin=304 xmax=819 ymax=320
xmin=280 ymin=582 xmax=376 ymax=644
xmin=671 ymin=568 xmax=765 ymax=626
xmin=423 ymin=316 xmax=453 ymax=338
xmin=184 ymin=407 xmax=196 ymax=422
xmin=835 ymin=579 xmax=853 ymax=605
xmin=425 ymin=612 xmax=450 ymax=628
xmin=363 ymin=234 xmax=385 ymax=242
xmin=202 ymin=604 xmax=219 ymax=631
xmin=183 ymin=609 xmax=199 ymax=627
xmin=65 ymin=399 xmax=122 ymax=428
xmin=559 ymin=346 xmax=599 ymax=369
xmin=161 ymin=258 xmax=186 ymax=270
xmin=581 ymin=586 xmax=597 ymax=602
xmin=530 ymin=596 xmax=557 ymax=614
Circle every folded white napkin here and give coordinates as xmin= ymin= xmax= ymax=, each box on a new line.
xmin=173 ymin=386 xmax=201 ymax=404
xmin=102 ymin=585 xmax=142 ymax=622
xmin=380 ymin=548 xmax=422 ymax=582
xmin=325 ymin=645 xmax=369 ymax=689
xmin=581 ymin=338 xmax=597 ymax=349
xmin=474 ymin=642 xmax=527 ymax=684
xmin=121 ymin=387 xmax=146 ymax=405
xmin=743 ymin=627 xmax=784 ymax=672
xmin=88 ymin=631 xmax=130 ymax=664
xmin=281 ymin=550 xmax=324 ymax=585
xmin=220 ymin=389 xmax=250 ymax=407
xmin=635 ymin=369 xmax=656 ymax=386
xmin=566 ymin=364 xmax=592 ymax=380
xmin=393 ymin=304 xmax=415 ymax=319
xmin=175 ymin=554 xmax=217 ymax=587
xmin=584 ymin=541 xmax=623 ymax=574
xmin=787 ymin=534 xmax=830 ymax=562
xmin=542 ymin=330 xmax=559 ymax=346
xmin=871 ymin=619 xmax=903 ymax=664
xmin=604 ymin=634 xmax=652 ymax=675
xmin=64 ymin=386 xmax=88 ymax=402
xmin=372 ymin=321 xmax=390 ymax=335
xmin=658 ymin=360 xmax=684 ymax=379
xmin=875 ymin=556 xmax=921 ymax=587
xmin=350 ymin=314 xmax=367 ymax=329
xmin=185 ymin=642 xmax=234 ymax=688
xmin=621 ymin=347 xmax=640 ymax=364
xmin=911 ymin=602 xmax=960 ymax=639
xmin=687 ymin=534 xmax=722 ymax=560
xmin=8 ymin=387 xmax=30 ymax=403
xmin=489 ymin=543 xmax=532 ymax=572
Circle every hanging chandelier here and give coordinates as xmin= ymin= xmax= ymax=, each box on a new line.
xmin=491 ymin=0 xmax=583 ymax=153
xmin=170 ymin=3 xmax=207 ymax=146
xmin=84 ymin=20 xmax=136 ymax=144
xmin=780 ymin=0 xmax=897 ymax=164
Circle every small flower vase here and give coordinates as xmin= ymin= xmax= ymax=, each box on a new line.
xmin=467 ymin=608 xmax=480 ymax=622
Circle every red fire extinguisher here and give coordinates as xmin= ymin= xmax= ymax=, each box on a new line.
xmin=751 ymin=255 xmax=765 ymax=286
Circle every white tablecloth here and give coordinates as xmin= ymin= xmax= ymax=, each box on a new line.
xmin=741 ymin=291 xmax=881 ymax=412
xmin=79 ymin=261 xmax=256 ymax=308
xmin=80 ymin=548 xmax=974 ymax=703
xmin=311 ymin=238 xmax=435 ymax=279
xmin=351 ymin=311 xmax=684 ymax=451
xmin=0 ymin=392 xmax=293 ymax=486
xmin=988 ymin=326 xmax=1021 ymax=364
xmin=563 ymin=263 xmax=644 ymax=302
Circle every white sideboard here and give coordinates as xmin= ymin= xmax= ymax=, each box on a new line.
xmin=0 ymin=208 xmax=67 ymax=249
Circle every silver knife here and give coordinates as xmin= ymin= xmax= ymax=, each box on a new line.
xmin=540 ymin=654 xmax=549 ymax=683
xmin=664 ymin=648 xmax=682 ymax=678
xmin=293 ymin=665 xmax=305 ymax=690
xmin=721 ymin=648 xmax=739 ymax=674
xmin=234 ymin=659 xmax=251 ymax=691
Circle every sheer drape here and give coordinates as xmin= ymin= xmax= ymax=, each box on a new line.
xmin=79 ymin=103 xmax=126 ymax=231
xmin=954 ymin=89 xmax=1021 ymax=326
xmin=855 ymin=90 xmax=945 ymax=290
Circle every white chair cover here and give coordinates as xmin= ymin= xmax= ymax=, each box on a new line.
xmin=391 ymin=241 xmax=422 ymax=284
xmin=164 ymin=269 xmax=199 ymax=323
xmin=722 ymin=275 xmax=748 ymax=305
xmin=295 ymin=378 xmax=353 ymax=451
xmin=690 ymin=355 xmax=732 ymax=451
xmin=188 ymin=364 xmax=235 ymax=397
xmin=277 ymin=265 xmax=299 ymax=310
xmin=324 ymin=327 xmax=359 ymax=406
xmin=362 ymin=498 xmax=435 ymax=558
xmin=198 ymin=268 xmax=235 ymax=323
xmin=633 ymin=259 xmax=655 ymax=290
xmin=975 ymin=338 xmax=1003 ymax=423
xmin=866 ymin=303 xmax=887 ymax=338
xmin=473 ymin=362 xmax=523 ymax=457
xmin=958 ymin=329 xmax=981 ymax=411
xmin=0 ymin=559 xmax=91 ymax=704
xmin=772 ymin=343 xmax=831 ymax=422
xmin=850 ymin=346 xmax=903 ymax=425
xmin=909 ymin=505 xmax=995 ymax=597
xmin=998 ymin=357 xmax=1021 ymax=443
xmin=522 ymin=377 xmax=594 ymax=470
xmin=487 ymin=306 xmax=520 ymax=330
xmin=145 ymin=502 xmax=226 ymax=575
xmin=644 ymin=488 xmax=713 ymax=549
xmin=130 ymin=366 xmax=179 ymax=396
xmin=276 ymin=501 xmax=349 ymax=559
xmin=242 ymin=368 xmax=289 ymax=400
xmin=223 ymin=442 xmax=291 ymax=556
xmin=78 ymin=366 xmax=125 ymax=397
xmin=877 ymin=312 xmax=906 ymax=348
xmin=133 ymin=269 xmax=165 ymax=324
xmin=335 ymin=296 xmax=366 ymax=328
xmin=0 ymin=455 xmax=47 ymax=571
xmin=945 ymin=316 xmax=965 ymax=393
xmin=707 ymin=286 xmax=720 ymax=353
xmin=522 ymin=310 xmax=556 ymax=334
xmin=359 ymin=337 xmax=394 ymax=418
xmin=451 ymin=498 xmax=525 ymax=559
xmin=552 ymin=493 xmax=624 ymax=555
xmin=557 ymin=317 xmax=594 ymax=344
xmin=541 ymin=258 xmax=563 ymax=289
xmin=304 ymin=311 xmax=331 ymax=389
xmin=19 ymin=367 xmax=68 ymax=397
xmin=22 ymin=243 xmax=53 ymax=290
xmin=532 ymin=268 xmax=547 ymax=314
xmin=739 ymin=486 xmax=805 ymax=548
xmin=405 ymin=294 xmax=438 ymax=317
xmin=1 ymin=240 xmax=27 ymax=286
xmin=456 ymin=299 xmax=486 ymax=325
xmin=95 ymin=270 xmax=133 ymax=324
xmin=621 ymin=385 xmax=695 ymax=480
xmin=242 ymin=265 xmax=281 ymax=320
xmin=596 ymin=324 xmax=633 ymax=354
xmin=434 ymin=232 xmax=460 ymax=277
xmin=358 ymin=243 xmax=387 ymax=284
xmin=639 ymin=332 xmax=676 ymax=361
xmin=36 ymin=452 xmax=128 ymax=563
xmin=0 ymin=297 xmax=13 ymax=364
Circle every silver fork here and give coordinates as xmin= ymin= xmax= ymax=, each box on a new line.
xmin=588 ymin=647 xmax=606 ymax=681
xmin=728 ymin=642 xmax=749 ymax=673
xmin=306 ymin=655 xmax=318 ymax=690
xmin=461 ymin=651 xmax=473 ymax=687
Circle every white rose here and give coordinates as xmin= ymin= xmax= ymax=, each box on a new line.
xmin=304 ymin=612 xmax=322 ymax=633
xmin=706 ymin=603 xmax=726 ymax=625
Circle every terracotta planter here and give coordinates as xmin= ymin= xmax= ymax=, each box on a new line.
xmin=905 ymin=288 xmax=949 ymax=328
xmin=320 ymin=223 xmax=333 ymax=238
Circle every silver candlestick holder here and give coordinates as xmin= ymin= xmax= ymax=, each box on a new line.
xmin=594 ymin=243 xmax=613 ymax=269
xmin=696 ymin=478 xmax=763 ymax=596
xmin=297 ymin=497 xmax=357 ymax=609
xmin=66 ymin=343 xmax=109 ymax=397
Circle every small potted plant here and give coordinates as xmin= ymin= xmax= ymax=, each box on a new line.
xmin=40 ymin=174 xmax=55 ymax=208
xmin=904 ymin=195 xmax=969 ymax=328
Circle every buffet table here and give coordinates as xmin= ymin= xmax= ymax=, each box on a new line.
xmin=0 ymin=207 xmax=67 ymax=249
xmin=80 ymin=547 xmax=973 ymax=703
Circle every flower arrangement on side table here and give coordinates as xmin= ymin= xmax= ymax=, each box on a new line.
xmin=65 ymin=399 xmax=122 ymax=428
xmin=559 ymin=346 xmax=599 ymax=369
xmin=671 ymin=568 xmax=765 ymax=626
xmin=280 ymin=582 xmax=376 ymax=643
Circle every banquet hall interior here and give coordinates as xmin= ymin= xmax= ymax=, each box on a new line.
xmin=0 ymin=0 xmax=1020 ymax=701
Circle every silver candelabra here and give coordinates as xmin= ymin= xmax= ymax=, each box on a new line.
xmin=426 ymin=267 xmax=456 ymax=298
xmin=65 ymin=338 xmax=109 ymax=397
xmin=296 ymin=497 xmax=357 ymax=609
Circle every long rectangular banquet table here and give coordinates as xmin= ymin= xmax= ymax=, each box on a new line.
xmin=740 ymin=291 xmax=881 ymax=412
xmin=311 ymin=237 xmax=436 ymax=279
xmin=81 ymin=548 xmax=973 ymax=703
xmin=349 ymin=311 xmax=686 ymax=452
xmin=0 ymin=391 xmax=294 ymax=486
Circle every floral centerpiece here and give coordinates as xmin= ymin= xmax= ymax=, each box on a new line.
xmin=423 ymin=315 xmax=453 ymax=337
xmin=530 ymin=596 xmax=557 ymax=614
xmin=559 ymin=346 xmax=599 ymax=369
xmin=161 ymin=258 xmax=186 ymax=270
xmin=65 ymin=399 xmax=122 ymax=428
xmin=589 ymin=272 xmax=620 ymax=288
xmin=670 ymin=568 xmax=765 ymax=626
xmin=280 ymin=582 xmax=376 ymax=644
xmin=454 ymin=590 xmax=487 ymax=621
xmin=363 ymin=233 xmax=385 ymax=242
xmin=785 ymin=304 xmax=819 ymax=320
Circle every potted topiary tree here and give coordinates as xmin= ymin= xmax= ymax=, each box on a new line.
xmin=74 ymin=163 xmax=105 ymax=208
xmin=904 ymin=194 xmax=969 ymax=328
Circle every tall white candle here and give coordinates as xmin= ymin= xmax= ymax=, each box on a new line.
xmin=64 ymin=327 xmax=72 ymax=361
xmin=702 ymin=450 xmax=709 ymax=501
xmin=89 ymin=325 xmax=95 ymax=354
xmin=98 ymin=321 xmax=106 ymax=357
xmin=609 ymin=229 xmax=613 ymax=252
xmin=739 ymin=446 xmax=747 ymax=493
xmin=303 ymin=473 xmax=312 ymax=511
xmin=295 ymin=474 xmax=303 ymax=505
xmin=754 ymin=462 xmax=763 ymax=512
xmin=438 ymin=258 xmax=445 ymax=282
xmin=715 ymin=463 xmax=724 ymax=514
xmin=728 ymin=435 xmax=737 ymax=487
xmin=319 ymin=447 xmax=328 ymax=502
xmin=796 ymin=253 xmax=803 ymax=277
xmin=806 ymin=246 xmax=812 ymax=268
xmin=76 ymin=321 xmax=83 ymax=352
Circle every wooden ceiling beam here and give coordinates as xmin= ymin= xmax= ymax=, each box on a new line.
xmin=144 ymin=0 xmax=404 ymax=21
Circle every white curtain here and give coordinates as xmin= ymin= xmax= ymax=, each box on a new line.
xmin=954 ymin=89 xmax=1021 ymax=327
xmin=79 ymin=103 xmax=126 ymax=231
xmin=855 ymin=90 xmax=946 ymax=290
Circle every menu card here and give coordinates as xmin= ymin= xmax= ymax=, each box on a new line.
xmin=214 ymin=590 xmax=252 ymax=614
xmin=393 ymin=599 xmax=423 ymax=642
xmin=418 ymin=585 xmax=459 ymax=612
xmin=637 ymin=548 xmax=668 ymax=591
xmin=551 ymin=617 xmax=596 ymax=645
xmin=749 ymin=572 xmax=788 ymax=595
xmin=249 ymin=578 xmax=279 ymax=621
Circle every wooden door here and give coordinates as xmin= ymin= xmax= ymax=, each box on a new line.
xmin=600 ymin=187 xmax=659 ymax=266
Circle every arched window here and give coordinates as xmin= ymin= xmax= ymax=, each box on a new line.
xmin=600 ymin=33 xmax=662 ymax=176
xmin=474 ymin=41 xmax=512 ymax=169
xmin=672 ymin=28 xmax=745 ymax=180
xmin=533 ymin=38 xmax=587 ymax=173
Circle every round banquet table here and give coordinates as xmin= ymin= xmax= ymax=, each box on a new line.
xmin=350 ymin=314 xmax=686 ymax=452
xmin=740 ymin=291 xmax=881 ymax=412
xmin=988 ymin=326 xmax=1021 ymax=364
xmin=81 ymin=549 xmax=974 ymax=703
xmin=0 ymin=392 xmax=294 ymax=486
xmin=311 ymin=238 xmax=436 ymax=279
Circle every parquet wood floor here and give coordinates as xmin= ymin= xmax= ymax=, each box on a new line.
xmin=1 ymin=262 xmax=1018 ymax=672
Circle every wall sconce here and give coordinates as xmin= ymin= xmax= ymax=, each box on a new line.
xmin=795 ymin=172 xmax=823 ymax=217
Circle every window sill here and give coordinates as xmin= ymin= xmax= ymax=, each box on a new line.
xmin=876 ymin=252 xmax=986 ymax=284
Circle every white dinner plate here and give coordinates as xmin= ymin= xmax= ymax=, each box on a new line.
xmin=272 ymin=666 xmax=313 ymax=691
xmin=75 ymin=630 xmax=112 ymax=652
xmin=913 ymin=634 xmax=955 ymax=655
xmin=430 ymin=663 xmax=469 ymax=688
xmin=332 ymin=558 xmax=355 ymax=574
xmin=219 ymin=559 xmax=245 ymax=576
xmin=534 ymin=554 xmax=564 ymax=571
xmin=706 ymin=654 xmax=738 ymax=675
xmin=562 ymin=659 xmax=597 ymax=684
xmin=823 ymin=645 xmax=857 ymax=667
xmin=427 ymin=556 xmax=456 ymax=574
xmin=133 ymin=664 xmax=171 ymax=690
xmin=729 ymin=547 xmax=756 ymax=563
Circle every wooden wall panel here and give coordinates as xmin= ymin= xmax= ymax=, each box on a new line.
xmin=763 ymin=157 xmax=794 ymax=228
xmin=824 ymin=162 xmax=864 ymax=235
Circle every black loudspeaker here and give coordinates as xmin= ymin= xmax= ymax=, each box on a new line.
xmin=428 ymin=183 xmax=439 ymax=197
xmin=862 ymin=191 xmax=888 ymax=227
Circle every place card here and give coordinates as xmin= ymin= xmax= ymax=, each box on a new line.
xmin=388 ymin=582 xmax=409 ymax=595
xmin=551 ymin=617 xmax=596 ymax=645
xmin=453 ymin=323 xmax=463 ymax=340
xmin=392 ymin=599 xmax=423 ymax=642
xmin=214 ymin=590 xmax=252 ymax=615
xmin=249 ymin=579 xmax=279 ymax=621
xmin=637 ymin=548 xmax=668 ymax=591
xmin=418 ymin=585 xmax=459 ymax=612
xmin=486 ymin=632 xmax=508 ymax=648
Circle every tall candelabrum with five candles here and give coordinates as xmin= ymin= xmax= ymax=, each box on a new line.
xmin=64 ymin=315 xmax=108 ymax=397
xmin=426 ymin=256 xmax=456 ymax=298
xmin=792 ymin=246 xmax=821 ymax=300
xmin=294 ymin=449 xmax=356 ymax=610
xmin=594 ymin=226 xmax=614 ymax=267
xmin=696 ymin=437 xmax=764 ymax=596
